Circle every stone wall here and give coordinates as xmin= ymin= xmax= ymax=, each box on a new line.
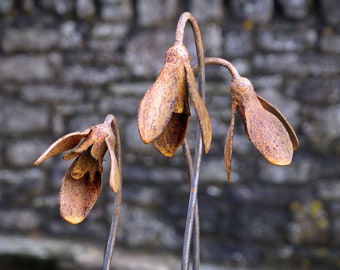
xmin=1 ymin=0 xmax=340 ymax=269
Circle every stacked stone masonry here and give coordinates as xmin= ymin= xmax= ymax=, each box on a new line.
xmin=1 ymin=0 xmax=340 ymax=269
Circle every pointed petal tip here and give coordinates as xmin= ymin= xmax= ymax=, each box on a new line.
xmin=33 ymin=159 xmax=41 ymax=166
xmin=268 ymin=156 xmax=292 ymax=166
xmin=33 ymin=153 xmax=49 ymax=166
xmin=203 ymin=136 xmax=212 ymax=154
xmin=139 ymin=131 xmax=153 ymax=144
xmin=154 ymin=145 xmax=176 ymax=157
xmin=62 ymin=215 xmax=85 ymax=224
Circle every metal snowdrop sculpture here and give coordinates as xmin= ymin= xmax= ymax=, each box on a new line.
xmin=34 ymin=114 xmax=122 ymax=270
xmin=34 ymin=11 xmax=299 ymax=270
xmin=202 ymin=57 xmax=299 ymax=182
xmin=138 ymin=12 xmax=212 ymax=269
xmin=138 ymin=13 xmax=298 ymax=269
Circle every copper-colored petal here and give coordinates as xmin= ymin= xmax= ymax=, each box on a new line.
xmin=224 ymin=103 xmax=236 ymax=182
xmin=67 ymin=128 xmax=96 ymax=158
xmin=257 ymin=95 xmax=299 ymax=150
xmin=63 ymin=151 xmax=80 ymax=161
xmin=34 ymin=129 xmax=91 ymax=166
xmin=172 ymin=64 xmax=189 ymax=115
xmin=153 ymin=113 xmax=189 ymax=157
xmin=70 ymin=124 xmax=110 ymax=161
xmin=138 ymin=63 xmax=178 ymax=144
xmin=90 ymin=124 xmax=111 ymax=160
xmin=60 ymin=162 xmax=102 ymax=224
xmin=106 ymin=135 xmax=121 ymax=193
xmin=68 ymin=134 xmax=94 ymax=157
xmin=185 ymin=63 xmax=212 ymax=154
xmin=244 ymin=105 xmax=293 ymax=166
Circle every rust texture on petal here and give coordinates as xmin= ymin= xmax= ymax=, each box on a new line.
xmin=60 ymin=159 xmax=102 ymax=224
xmin=34 ymin=114 xmax=121 ymax=224
xmin=172 ymin=60 xmax=189 ymax=115
xmin=230 ymin=76 xmax=298 ymax=167
xmin=69 ymin=149 xmax=102 ymax=181
xmin=185 ymin=63 xmax=212 ymax=154
xmin=138 ymin=63 xmax=178 ymax=144
xmin=34 ymin=129 xmax=90 ymax=166
xmin=138 ymin=43 xmax=213 ymax=157
xmin=245 ymin=106 xmax=293 ymax=165
xmin=138 ymin=44 xmax=191 ymax=147
xmin=153 ymin=113 xmax=189 ymax=157
xmin=257 ymin=95 xmax=299 ymax=150
xmin=64 ymin=123 xmax=111 ymax=162
xmin=224 ymin=103 xmax=236 ymax=182
xmin=106 ymin=135 xmax=121 ymax=193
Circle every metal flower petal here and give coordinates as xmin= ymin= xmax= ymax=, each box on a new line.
xmin=224 ymin=102 xmax=236 ymax=182
xmin=153 ymin=112 xmax=189 ymax=157
xmin=257 ymin=95 xmax=299 ymax=150
xmin=185 ymin=62 xmax=212 ymax=154
xmin=60 ymin=149 xmax=102 ymax=224
xmin=34 ymin=129 xmax=90 ymax=166
xmin=105 ymin=134 xmax=121 ymax=193
xmin=138 ymin=44 xmax=189 ymax=145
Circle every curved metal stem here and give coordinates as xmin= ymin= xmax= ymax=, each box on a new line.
xmin=192 ymin=57 xmax=240 ymax=79
xmin=102 ymin=116 xmax=122 ymax=270
xmin=177 ymin=12 xmax=206 ymax=270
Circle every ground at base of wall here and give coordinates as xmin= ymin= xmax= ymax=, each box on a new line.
xmin=0 ymin=234 xmax=327 ymax=270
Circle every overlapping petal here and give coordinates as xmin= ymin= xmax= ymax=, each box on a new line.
xmin=60 ymin=149 xmax=102 ymax=224
xmin=106 ymin=134 xmax=121 ymax=193
xmin=138 ymin=63 xmax=179 ymax=144
xmin=185 ymin=62 xmax=212 ymax=154
xmin=34 ymin=129 xmax=90 ymax=166
xmin=153 ymin=112 xmax=189 ymax=156
xmin=224 ymin=103 xmax=236 ymax=182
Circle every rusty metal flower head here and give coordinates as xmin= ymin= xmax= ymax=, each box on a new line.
xmin=138 ymin=44 xmax=212 ymax=157
xmin=225 ymin=76 xmax=299 ymax=181
xmin=34 ymin=114 xmax=121 ymax=224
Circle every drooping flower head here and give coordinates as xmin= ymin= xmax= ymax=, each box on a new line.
xmin=34 ymin=114 xmax=121 ymax=224
xmin=138 ymin=44 xmax=212 ymax=157
xmin=225 ymin=76 xmax=299 ymax=181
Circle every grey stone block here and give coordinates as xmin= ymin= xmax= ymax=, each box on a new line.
xmin=230 ymin=0 xmax=274 ymax=24
xmin=0 ymin=56 xmax=54 ymax=82
xmin=2 ymin=28 xmax=60 ymax=53
xmin=277 ymin=0 xmax=310 ymax=19
xmin=191 ymin=0 xmax=224 ymax=22
xmin=137 ymin=0 xmax=179 ymax=27
xmin=5 ymin=140 xmax=46 ymax=167
xmin=1 ymin=101 xmax=49 ymax=135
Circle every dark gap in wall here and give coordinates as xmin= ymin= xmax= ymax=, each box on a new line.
xmin=181 ymin=0 xmax=191 ymax=11
xmin=93 ymin=0 xmax=102 ymax=18
xmin=115 ymin=0 xmax=138 ymax=55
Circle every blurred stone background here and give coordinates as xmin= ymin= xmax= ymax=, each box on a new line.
xmin=0 ymin=0 xmax=340 ymax=269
